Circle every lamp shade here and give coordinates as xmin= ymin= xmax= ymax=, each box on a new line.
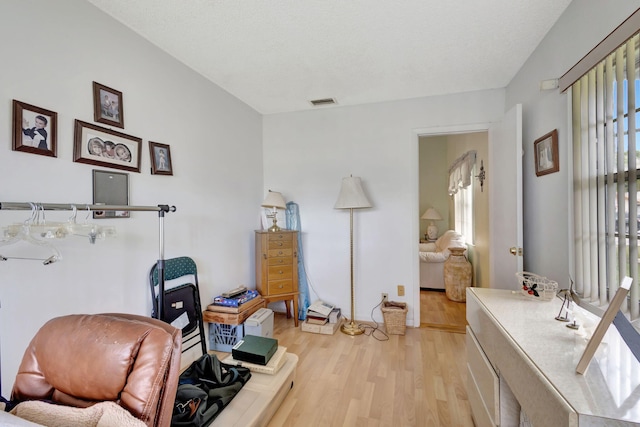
xmin=261 ymin=190 xmax=286 ymax=209
xmin=421 ymin=208 xmax=442 ymax=221
xmin=334 ymin=176 xmax=372 ymax=209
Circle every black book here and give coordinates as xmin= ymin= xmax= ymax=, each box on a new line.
xmin=231 ymin=334 xmax=278 ymax=365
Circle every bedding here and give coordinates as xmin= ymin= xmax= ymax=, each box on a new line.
xmin=419 ymin=230 xmax=466 ymax=289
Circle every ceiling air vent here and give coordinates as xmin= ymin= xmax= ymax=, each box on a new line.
xmin=310 ymin=98 xmax=336 ymax=106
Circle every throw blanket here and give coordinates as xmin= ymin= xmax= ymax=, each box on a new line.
xmin=10 ymin=401 xmax=146 ymax=427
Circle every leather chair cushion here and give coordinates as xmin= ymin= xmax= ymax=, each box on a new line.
xmin=12 ymin=314 xmax=181 ymax=426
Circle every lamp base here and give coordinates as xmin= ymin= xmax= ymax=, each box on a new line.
xmin=427 ymin=222 xmax=438 ymax=240
xmin=340 ymin=320 xmax=364 ymax=336
xmin=267 ymin=214 xmax=281 ymax=232
xmin=268 ymin=223 xmax=281 ymax=232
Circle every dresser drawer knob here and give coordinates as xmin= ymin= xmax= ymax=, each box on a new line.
xmin=278 ymin=284 xmax=283 ymax=289
xmin=277 ymin=242 xmax=283 ymax=246
xmin=278 ymin=251 xmax=283 ymax=255
xmin=278 ymin=270 xmax=283 ymax=274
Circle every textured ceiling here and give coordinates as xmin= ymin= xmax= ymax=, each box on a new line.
xmin=86 ymin=0 xmax=572 ymax=115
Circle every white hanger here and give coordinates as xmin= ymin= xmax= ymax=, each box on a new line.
xmin=0 ymin=203 xmax=62 ymax=265
xmin=64 ymin=205 xmax=116 ymax=244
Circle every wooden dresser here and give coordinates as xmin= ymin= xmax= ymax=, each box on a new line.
xmin=255 ymin=230 xmax=299 ymax=326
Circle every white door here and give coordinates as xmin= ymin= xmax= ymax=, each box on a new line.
xmin=488 ymin=104 xmax=523 ymax=289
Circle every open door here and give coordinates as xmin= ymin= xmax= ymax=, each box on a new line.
xmin=488 ymin=104 xmax=523 ymax=289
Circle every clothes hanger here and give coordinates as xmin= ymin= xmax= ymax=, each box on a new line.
xmin=0 ymin=203 xmax=62 ymax=265
xmin=64 ymin=205 xmax=116 ymax=244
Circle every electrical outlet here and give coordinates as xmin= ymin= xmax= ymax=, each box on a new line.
xmin=381 ymin=293 xmax=388 ymax=303
xmin=397 ymin=285 xmax=405 ymax=296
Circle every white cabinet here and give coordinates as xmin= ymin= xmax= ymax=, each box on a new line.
xmin=466 ymin=288 xmax=640 ymax=427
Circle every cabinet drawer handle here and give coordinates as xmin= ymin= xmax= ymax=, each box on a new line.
xmin=277 ymin=242 xmax=283 ymax=246
xmin=278 ymin=284 xmax=283 ymax=289
xmin=278 ymin=270 xmax=283 ymax=274
xmin=278 ymin=251 xmax=283 ymax=255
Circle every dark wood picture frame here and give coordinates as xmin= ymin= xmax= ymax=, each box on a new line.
xmin=92 ymin=81 xmax=124 ymax=129
xmin=12 ymin=100 xmax=57 ymax=158
xmin=73 ymin=120 xmax=141 ymax=173
xmin=92 ymin=169 xmax=130 ymax=219
xmin=149 ymin=141 xmax=173 ymax=176
xmin=534 ymin=129 xmax=559 ymax=177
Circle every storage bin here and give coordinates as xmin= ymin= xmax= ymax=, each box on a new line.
xmin=208 ymin=322 xmax=244 ymax=352
xmin=381 ymin=301 xmax=408 ymax=335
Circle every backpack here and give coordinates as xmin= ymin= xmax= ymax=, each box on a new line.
xmin=171 ymin=353 xmax=251 ymax=426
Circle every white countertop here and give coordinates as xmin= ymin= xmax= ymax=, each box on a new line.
xmin=469 ymin=288 xmax=640 ymax=424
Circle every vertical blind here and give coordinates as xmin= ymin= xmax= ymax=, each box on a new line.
xmin=572 ymin=32 xmax=640 ymax=319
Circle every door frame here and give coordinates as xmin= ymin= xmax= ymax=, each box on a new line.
xmin=412 ymin=122 xmax=492 ymax=327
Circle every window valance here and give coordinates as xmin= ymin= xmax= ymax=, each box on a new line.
xmin=448 ymin=150 xmax=476 ymax=195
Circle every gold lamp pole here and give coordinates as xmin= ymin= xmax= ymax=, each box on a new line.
xmin=335 ymin=175 xmax=372 ymax=336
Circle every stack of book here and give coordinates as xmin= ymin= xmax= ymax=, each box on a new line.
xmin=305 ymin=300 xmax=341 ymax=325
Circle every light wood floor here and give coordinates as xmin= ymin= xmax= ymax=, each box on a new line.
xmin=262 ymin=303 xmax=473 ymax=427
xmin=419 ymin=289 xmax=467 ymax=334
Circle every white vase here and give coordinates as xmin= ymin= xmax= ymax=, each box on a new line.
xmin=444 ymin=247 xmax=472 ymax=302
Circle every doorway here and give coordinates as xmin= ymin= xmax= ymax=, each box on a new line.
xmin=417 ymin=131 xmax=489 ymax=331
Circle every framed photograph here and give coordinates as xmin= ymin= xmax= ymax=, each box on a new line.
xmin=73 ymin=120 xmax=141 ymax=173
xmin=576 ymin=277 xmax=632 ymax=374
xmin=92 ymin=169 xmax=130 ymax=219
xmin=92 ymin=81 xmax=124 ymax=128
xmin=12 ymin=100 xmax=57 ymax=157
xmin=149 ymin=141 xmax=173 ymax=175
xmin=534 ymin=129 xmax=559 ymax=177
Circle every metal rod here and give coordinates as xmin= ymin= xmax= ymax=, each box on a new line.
xmin=0 ymin=202 xmax=176 ymax=212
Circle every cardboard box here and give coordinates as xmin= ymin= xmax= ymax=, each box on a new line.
xmin=301 ymin=318 xmax=341 ymax=335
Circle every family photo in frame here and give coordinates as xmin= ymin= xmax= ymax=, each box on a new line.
xmin=149 ymin=141 xmax=173 ymax=175
xmin=534 ymin=129 xmax=559 ymax=177
xmin=12 ymin=100 xmax=57 ymax=158
xmin=92 ymin=81 xmax=124 ymax=129
xmin=73 ymin=120 xmax=141 ymax=173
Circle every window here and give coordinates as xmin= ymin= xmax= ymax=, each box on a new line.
xmin=448 ymin=150 xmax=475 ymax=245
xmin=453 ymin=183 xmax=473 ymax=244
xmin=571 ymin=31 xmax=640 ymax=319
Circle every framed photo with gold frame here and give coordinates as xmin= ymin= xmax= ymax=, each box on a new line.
xmin=12 ymin=100 xmax=57 ymax=157
xmin=534 ymin=129 xmax=559 ymax=177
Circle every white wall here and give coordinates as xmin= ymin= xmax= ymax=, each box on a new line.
xmin=506 ymin=0 xmax=640 ymax=288
xmin=263 ymin=90 xmax=505 ymax=327
xmin=0 ymin=0 xmax=263 ymax=394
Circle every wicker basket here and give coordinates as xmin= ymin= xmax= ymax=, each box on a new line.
xmin=516 ymin=271 xmax=558 ymax=301
xmin=381 ymin=301 xmax=408 ymax=335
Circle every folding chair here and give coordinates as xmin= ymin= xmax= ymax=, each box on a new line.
xmin=149 ymin=256 xmax=207 ymax=359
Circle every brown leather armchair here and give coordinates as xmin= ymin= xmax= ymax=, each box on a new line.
xmin=11 ymin=313 xmax=182 ymax=427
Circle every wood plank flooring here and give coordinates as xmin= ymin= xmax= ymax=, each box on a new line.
xmin=261 ymin=294 xmax=472 ymax=427
xmin=419 ymin=289 xmax=467 ymax=334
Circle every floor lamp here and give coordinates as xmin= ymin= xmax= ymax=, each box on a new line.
xmin=334 ymin=176 xmax=372 ymax=336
